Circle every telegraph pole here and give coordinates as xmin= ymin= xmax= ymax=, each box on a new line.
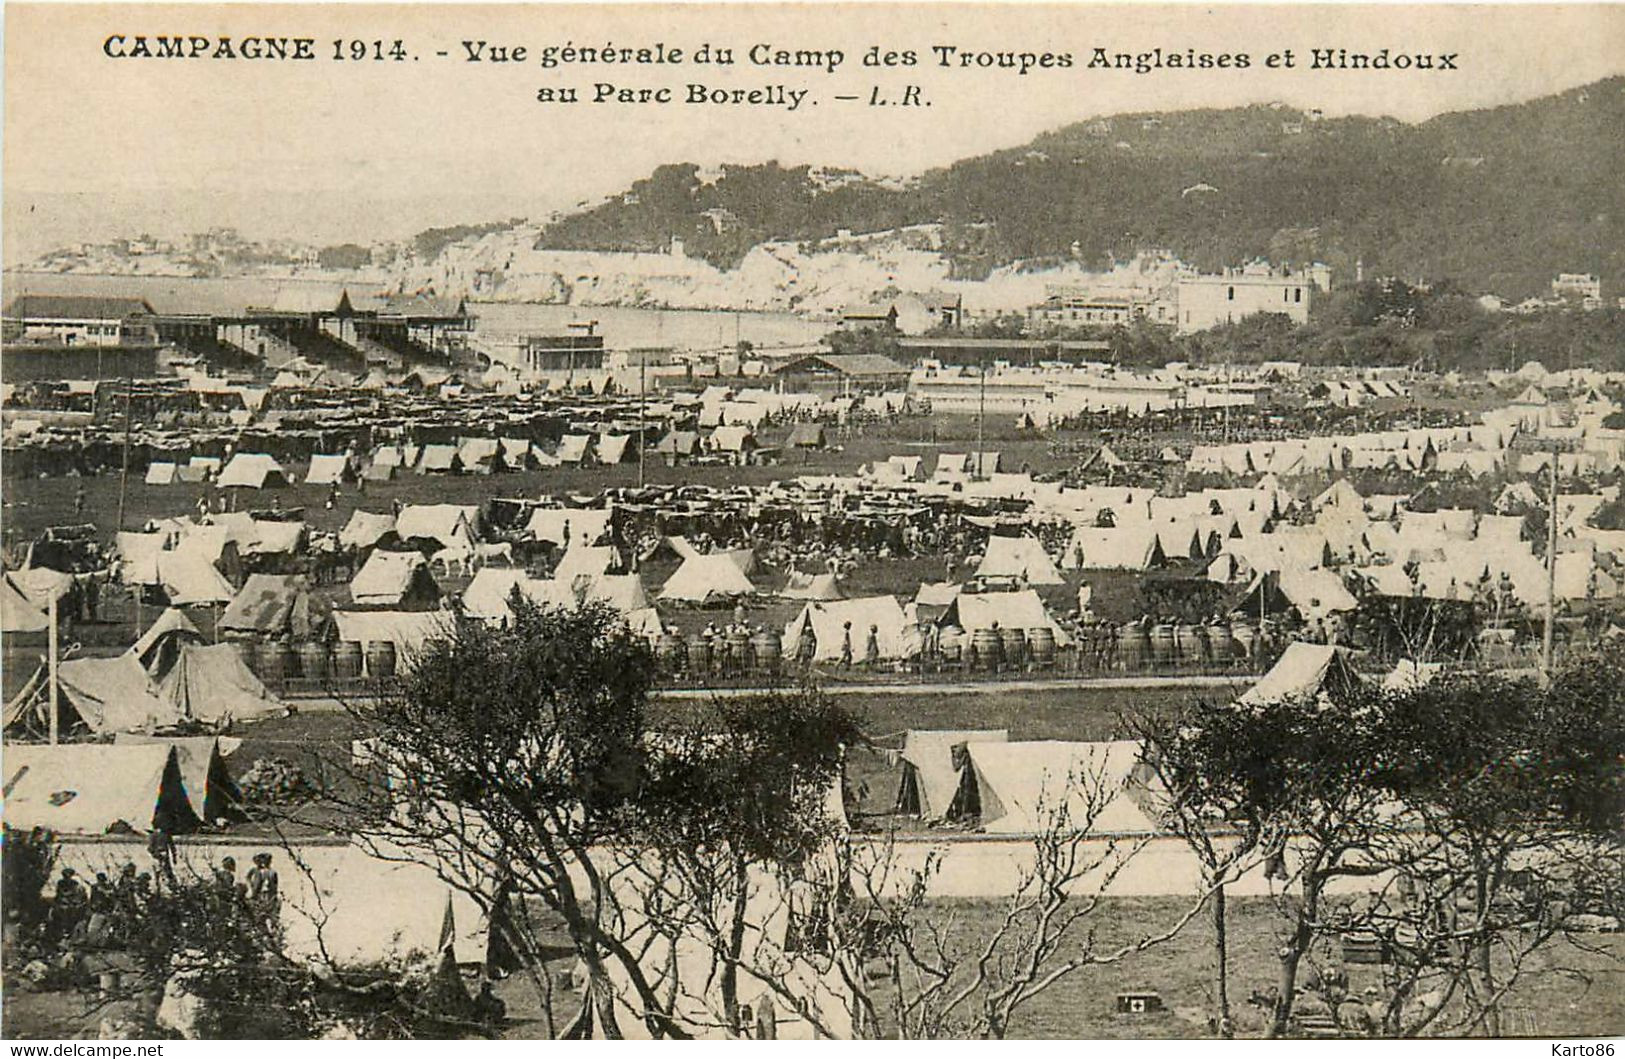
xmin=637 ymin=349 xmax=647 ymax=489
xmin=47 ymin=595 xmax=59 ymax=745
xmin=977 ymin=350 xmax=987 ymax=480
xmin=115 ymin=376 xmax=134 ymax=531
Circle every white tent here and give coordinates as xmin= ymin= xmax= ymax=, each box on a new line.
xmin=217 ymin=453 xmax=287 ymax=489
xmin=975 ymin=535 xmax=1064 ymax=585
xmin=145 ymin=461 xmax=180 ymax=485
xmin=332 ymin=610 xmax=454 ymax=669
xmin=305 ymin=453 xmax=353 ymax=485
xmin=554 ymin=544 xmax=618 ymax=581
xmin=940 ymin=589 xmax=1069 ymax=645
xmin=1237 ymin=642 xmax=1365 ymax=708
xmin=895 ymin=729 xmax=1008 ymax=820
xmin=350 ymin=551 xmax=438 ymax=607
xmin=339 ymin=510 xmax=398 ymax=551
xmin=3 ymin=743 xmax=198 ymax=834
xmin=660 ymin=554 xmax=755 ymax=603
xmin=152 ymin=643 xmax=283 ymax=727
xmin=394 ymin=504 xmax=478 ymax=551
xmin=960 ymin=740 xmax=1161 ymax=835
xmin=1063 ymin=528 xmax=1164 ymax=571
xmin=3 ymin=573 xmax=51 ymax=633
xmin=782 ymin=596 xmax=917 ymax=663
xmin=526 ymin=507 xmax=613 ymax=547
xmin=780 ymin=571 xmax=845 ymax=601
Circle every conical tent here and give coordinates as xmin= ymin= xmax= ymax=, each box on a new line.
xmin=660 ymin=554 xmax=754 ymax=603
xmin=975 ymin=535 xmax=1064 ymax=585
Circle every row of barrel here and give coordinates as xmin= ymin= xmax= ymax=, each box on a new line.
xmin=656 ymin=630 xmax=785 ymax=676
xmin=233 ymin=638 xmax=400 ymax=683
xmin=1110 ymin=621 xmax=1265 ymax=669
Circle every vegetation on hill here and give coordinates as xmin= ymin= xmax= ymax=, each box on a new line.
xmin=530 ymin=79 xmax=1624 ymax=297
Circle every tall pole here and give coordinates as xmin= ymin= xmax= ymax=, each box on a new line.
xmin=1542 ymin=450 xmax=1559 ymax=682
xmin=47 ymin=595 xmax=59 ymax=745
xmin=637 ymin=350 xmax=647 ymax=489
xmin=115 ymin=376 xmax=134 ymax=532
xmin=977 ymin=351 xmax=987 ymax=480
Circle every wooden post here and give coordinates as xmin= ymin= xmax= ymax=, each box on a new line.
xmin=1543 ymin=452 xmax=1558 ymax=682
xmin=47 ymin=595 xmax=59 ymax=745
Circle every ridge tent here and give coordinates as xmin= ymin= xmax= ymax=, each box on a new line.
xmin=975 ymin=535 xmax=1064 ymax=585
xmin=129 ymin=608 xmax=204 ymax=673
xmin=500 ymin=437 xmax=536 ymax=470
xmin=339 ymin=510 xmax=399 ymax=551
xmin=217 ymin=453 xmax=287 ymax=489
xmin=3 ymin=743 xmax=199 ymax=835
xmin=350 ymin=551 xmax=441 ymax=608
xmin=581 ymin=573 xmax=651 ymax=615
xmin=554 ymin=545 xmax=618 ymax=582
xmin=782 ymin=596 xmax=916 ymax=663
xmin=895 ymin=729 xmax=1009 ymax=820
xmin=660 ymin=554 xmax=755 ymax=603
xmin=7 ymin=652 xmax=180 ymax=734
xmin=152 ymin=642 xmax=284 ymax=727
xmin=305 ymin=453 xmax=355 ymax=485
xmin=526 ymin=507 xmax=613 ymax=548
xmin=956 ymin=740 xmax=1161 ymax=835
xmin=332 ymin=610 xmax=454 ymax=672
xmin=940 ymin=589 xmax=1069 ymax=646
xmin=456 ymin=438 xmax=504 ymax=475
xmin=595 ymin=434 xmax=633 ymax=465
xmin=113 ymin=734 xmax=244 ymax=825
xmin=1237 ymin=642 xmax=1365 ymax=708
xmin=781 ymin=571 xmax=845 ymax=601
xmin=219 ymin=574 xmax=330 ymax=639
xmin=1063 ymin=528 xmax=1165 ymax=571
xmin=145 ymin=461 xmax=180 ymax=485
xmin=1 ymin=573 xmax=50 ymax=634
xmin=418 ymin=444 xmax=462 ymax=474
xmin=556 ymin=434 xmax=594 ymax=464
xmin=395 ymin=504 xmax=478 ymax=551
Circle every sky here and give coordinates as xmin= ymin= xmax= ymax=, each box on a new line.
xmin=5 ymin=3 xmax=1624 ymax=260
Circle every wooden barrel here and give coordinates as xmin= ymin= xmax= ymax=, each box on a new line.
xmin=751 ymin=630 xmax=782 ymax=674
xmin=298 ymin=641 xmax=332 ymax=681
xmin=1028 ymin=627 xmax=1057 ymax=666
xmin=1001 ymin=627 xmax=1026 ymax=668
xmin=256 ymin=641 xmax=294 ymax=682
xmin=1205 ymin=623 xmax=1235 ymax=663
xmin=1231 ymin=621 xmax=1259 ymax=661
xmin=1117 ymin=623 xmax=1149 ymax=670
xmin=939 ymin=626 xmax=965 ymax=663
xmin=687 ymin=635 xmax=712 ymax=674
xmin=972 ymin=628 xmax=1004 ymax=671
xmin=365 ymin=640 xmax=397 ymax=679
xmin=727 ymin=631 xmax=751 ymax=671
xmin=332 ymin=641 xmax=364 ymax=680
xmin=1175 ymin=623 xmax=1207 ymax=666
xmin=1149 ymin=624 xmax=1175 ymax=665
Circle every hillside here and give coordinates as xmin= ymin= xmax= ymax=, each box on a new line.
xmin=535 ymin=78 xmax=1625 ymax=299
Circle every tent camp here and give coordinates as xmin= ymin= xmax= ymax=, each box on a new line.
xmin=782 ymin=596 xmax=916 ymax=663
xmin=975 ymin=535 xmax=1064 ymax=585
xmin=894 ymin=729 xmax=1009 ymax=820
xmin=940 ymin=589 xmax=1068 ymax=645
xmin=956 ymin=740 xmax=1162 ymax=835
xmin=217 ymin=453 xmax=288 ymax=489
xmin=3 ymin=743 xmax=200 ymax=834
xmin=1237 ymin=642 xmax=1365 ymax=708
xmin=350 ymin=551 xmax=441 ymax=608
xmin=660 ymin=554 xmax=755 ymax=603
xmin=305 ymin=453 xmax=355 ymax=485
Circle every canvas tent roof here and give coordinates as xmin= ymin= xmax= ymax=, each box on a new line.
xmin=350 ymin=551 xmax=438 ymax=607
xmin=975 ymin=535 xmax=1064 ymax=585
xmin=896 ymin=729 xmax=1008 ymax=820
xmin=219 ymin=574 xmax=329 ymax=637
xmin=155 ymin=550 xmax=236 ymax=605
xmin=305 ymin=453 xmax=353 ymax=485
xmin=112 ymin=734 xmax=242 ymax=825
xmin=526 ymin=507 xmax=613 ymax=547
xmin=661 ymin=554 xmax=755 ymax=603
xmin=1237 ymin=642 xmax=1365 ymax=708
xmin=781 ymin=571 xmax=845 ymax=601
xmin=153 ymin=643 xmax=283 ymax=727
xmin=783 ymin=596 xmax=916 ymax=663
xmin=218 ymin=453 xmax=287 ymax=489
xmin=554 ymin=545 xmax=617 ymax=581
xmin=581 ymin=574 xmax=652 ymax=615
xmin=417 ymin=443 xmax=461 ymax=473
xmin=339 ymin=510 xmax=398 ymax=550
xmin=940 ymin=589 xmax=1068 ymax=645
xmin=3 ymin=743 xmax=198 ymax=835
xmin=130 ymin=608 xmax=203 ymax=670
xmin=960 ymin=740 xmax=1161 ymax=835
xmin=145 ymin=462 xmax=180 ymax=485
xmin=2 ymin=573 xmax=50 ymax=633
xmin=556 ymin=434 xmax=593 ymax=463
xmin=1063 ymin=528 xmax=1164 ymax=571
xmin=395 ymin=504 xmax=477 ymax=550
xmin=51 ymin=653 xmax=179 ymax=733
